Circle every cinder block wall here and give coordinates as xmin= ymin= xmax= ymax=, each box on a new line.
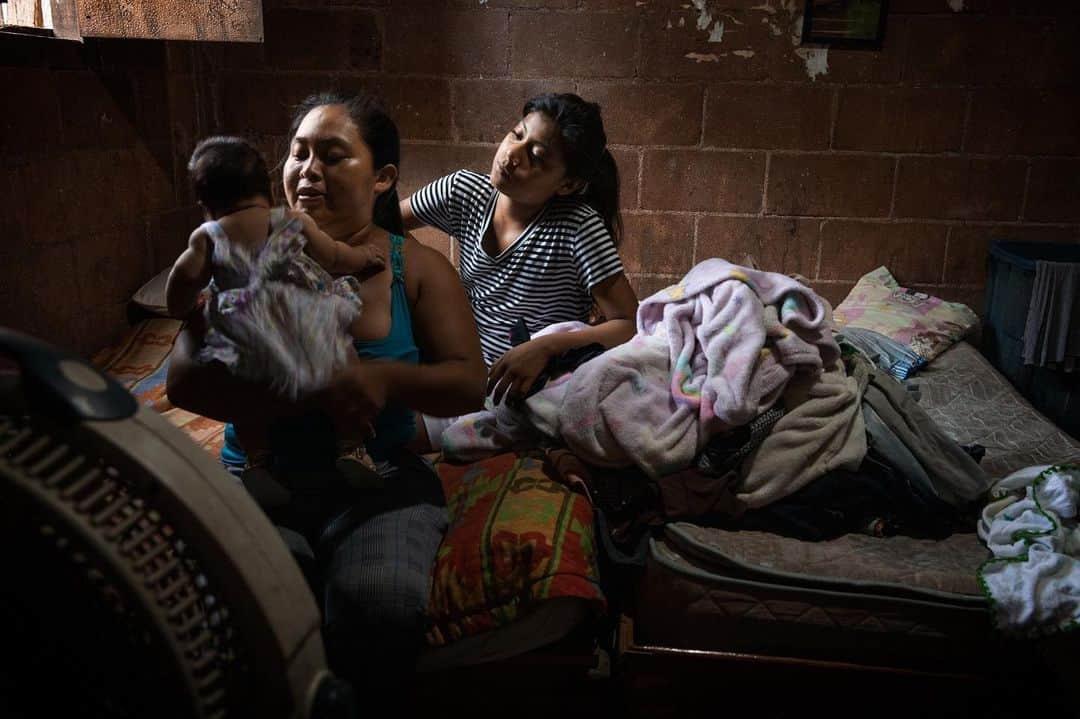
xmin=0 ymin=37 xmax=202 ymax=355
xmin=204 ymin=0 xmax=1080 ymax=310
xmin=2 ymin=0 xmax=1077 ymax=356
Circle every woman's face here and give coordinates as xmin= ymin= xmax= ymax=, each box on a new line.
xmin=283 ymin=104 xmax=393 ymax=240
xmin=491 ymin=111 xmax=581 ymax=208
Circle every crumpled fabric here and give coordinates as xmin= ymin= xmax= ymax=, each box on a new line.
xmin=443 ymin=260 xmax=839 ymax=479
xmin=978 ymin=464 xmax=1080 ymax=636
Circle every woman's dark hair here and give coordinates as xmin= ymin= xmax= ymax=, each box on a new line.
xmin=188 ymin=135 xmax=271 ymax=215
xmin=523 ymin=93 xmax=621 ymax=246
xmin=285 ymin=90 xmax=404 ymax=236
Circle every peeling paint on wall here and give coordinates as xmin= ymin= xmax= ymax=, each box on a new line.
xmin=709 ymin=20 xmax=724 ymax=43
xmin=790 ymin=15 xmax=803 ymax=45
xmin=677 ymin=0 xmax=829 ymax=81
xmin=795 ymin=47 xmax=829 ymax=80
xmin=692 ymin=0 xmax=712 ymax=29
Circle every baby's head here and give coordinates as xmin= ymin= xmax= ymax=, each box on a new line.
xmin=188 ymin=136 xmax=272 ymax=218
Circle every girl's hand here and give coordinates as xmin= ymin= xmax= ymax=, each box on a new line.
xmin=319 ymin=357 xmax=388 ymax=441
xmin=487 ymin=336 xmax=557 ymax=406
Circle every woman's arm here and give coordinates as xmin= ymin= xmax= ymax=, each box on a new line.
xmin=345 ymin=239 xmax=485 ymax=417
xmin=399 ymin=197 xmax=426 ymax=232
xmin=488 ymin=272 xmax=639 ymax=403
xmin=168 ymin=310 xmax=387 ymax=446
xmin=167 ymin=241 xmax=484 ymax=440
xmin=165 ymin=229 xmax=213 ymax=318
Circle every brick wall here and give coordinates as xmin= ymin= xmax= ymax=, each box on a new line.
xmin=3 ymin=0 xmax=1078 ymax=356
xmin=0 ymin=35 xmax=202 ymax=355
xmin=205 ymin=0 xmax=1078 ymax=312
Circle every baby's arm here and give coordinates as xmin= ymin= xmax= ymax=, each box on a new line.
xmin=293 ymin=211 xmax=385 ymax=276
xmin=165 ymin=228 xmax=213 ymax=318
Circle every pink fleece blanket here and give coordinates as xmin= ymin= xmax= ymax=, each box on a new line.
xmin=442 ymin=260 xmax=839 ymax=478
xmin=636 ymin=258 xmax=839 ymax=433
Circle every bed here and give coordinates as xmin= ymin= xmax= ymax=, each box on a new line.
xmin=620 ymin=341 xmax=1080 ymax=691
xmin=96 ymin=317 xmax=1080 ymax=691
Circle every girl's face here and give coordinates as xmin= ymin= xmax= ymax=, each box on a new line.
xmin=491 ymin=111 xmax=583 ymax=207
xmin=283 ymin=104 xmax=395 ymax=240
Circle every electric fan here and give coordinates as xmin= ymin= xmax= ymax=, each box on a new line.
xmin=0 ymin=327 xmax=355 ymax=718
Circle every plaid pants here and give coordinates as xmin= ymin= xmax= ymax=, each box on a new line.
xmin=254 ymin=450 xmax=448 ymax=686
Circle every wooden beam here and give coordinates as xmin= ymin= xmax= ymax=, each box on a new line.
xmin=76 ymin=0 xmax=262 ymax=42
xmin=8 ymin=0 xmax=42 ymax=27
xmin=49 ymin=0 xmax=80 ymax=40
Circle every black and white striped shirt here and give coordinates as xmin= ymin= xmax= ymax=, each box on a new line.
xmin=410 ymin=169 xmax=625 ymax=366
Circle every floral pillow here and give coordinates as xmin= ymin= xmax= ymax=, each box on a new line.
xmin=425 ymin=452 xmax=605 ymax=646
xmin=833 ymin=266 xmax=979 ymax=362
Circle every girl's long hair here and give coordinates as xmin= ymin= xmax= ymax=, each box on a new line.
xmin=523 ymin=93 xmax=621 ymax=246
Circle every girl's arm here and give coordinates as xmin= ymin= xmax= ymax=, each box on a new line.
xmin=293 ymin=211 xmax=386 ymax=276
xmin=488 ymin=272 xmax=639 ymax=404
xmin=168 ymin=309 xmax=385 ymax=446
xmin=399 ymin=197 xmax=426 ymax=232
xmin=402 ymin=171 xmax=460 ymax=233
xmin=165 ymin=229 xmax=213 ymax=318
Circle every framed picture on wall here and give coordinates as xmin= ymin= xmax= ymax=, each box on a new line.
xmin=802 ymin=0 xmax=889 ymax=49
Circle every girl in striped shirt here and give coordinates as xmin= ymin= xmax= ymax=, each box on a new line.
xmin=402 ymin=93 xmax=639 ymax=448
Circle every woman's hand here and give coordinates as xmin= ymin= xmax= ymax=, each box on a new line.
xmin=487 ymin=336 xmax=557 ymax=406
xmin=320 ymin=357 xmax=388 ymax=442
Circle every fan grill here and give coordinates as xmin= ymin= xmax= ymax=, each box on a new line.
xmin=1 ymin=414 xmax=237 ymax=718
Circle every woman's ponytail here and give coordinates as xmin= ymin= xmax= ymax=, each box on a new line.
xmin=373 ymin=185 xmax=404 ymax=236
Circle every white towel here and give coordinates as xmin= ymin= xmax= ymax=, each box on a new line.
xmin=977 ymin=464 xmax=1080 ymax=636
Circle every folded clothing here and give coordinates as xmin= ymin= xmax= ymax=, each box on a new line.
xmin=838 ymin=325 xmax=927 ymax=380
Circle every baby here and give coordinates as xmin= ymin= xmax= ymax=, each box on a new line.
xmin=166 ymin=135 xmax=383 ymax=487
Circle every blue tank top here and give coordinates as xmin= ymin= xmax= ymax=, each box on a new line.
xmin=221 ymin=234 xmax=420 ymax=469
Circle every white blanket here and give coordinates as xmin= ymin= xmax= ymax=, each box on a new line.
xmin=977 ymin=464 xmax=1080 ymax=636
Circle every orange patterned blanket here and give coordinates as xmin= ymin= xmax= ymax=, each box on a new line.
xmin=93 ymin=319 xmax=227 ymax=458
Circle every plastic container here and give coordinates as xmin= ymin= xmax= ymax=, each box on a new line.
xmin=983 ymin=240 xmax=1080 ymax=439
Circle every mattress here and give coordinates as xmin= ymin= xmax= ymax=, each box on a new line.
xmin=917 ymin=341 xmax=1080 ymax=477
xmin=633 ymin=341 xmax=1079 ymax=672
